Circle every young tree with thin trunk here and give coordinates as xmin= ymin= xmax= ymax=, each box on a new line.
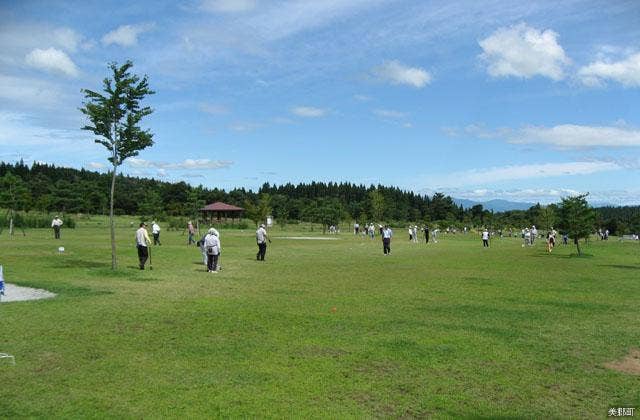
xmin=559 ymin=193 xmax=596 ymax=256
xmin=80 ymin=61 xmax=155 ymax=269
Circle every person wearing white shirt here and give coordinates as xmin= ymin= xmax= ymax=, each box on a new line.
xmin=51 ymin=216 xmax=63 ymax=239
xmin=151 ymin=221 xmax=161 ymax=245
xmin=204 ymin=228 xmax=221 ymax=272
xmin=482 ymin=228 xmax=490 ymax=247
xmin=256 ymin=224 xmax=269 ymax=261
xmin=135 ymin=222 xmax=152 ymax=270
xmin=382 ymin=225 xmax=393 ymax=255
xmin=412 ymin=225 xmax=418 ymax=243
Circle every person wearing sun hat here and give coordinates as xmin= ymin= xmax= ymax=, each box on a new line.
xmin=204 ymin=227 xmax=221 ymax=273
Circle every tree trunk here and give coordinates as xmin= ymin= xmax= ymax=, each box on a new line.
xmin=9 ymin=209 xmax=14 ymax=236
xmin=110 ymin=165 xmax=118 ymax=269
xmin=575 ymin=237 xmax=581 ymax=255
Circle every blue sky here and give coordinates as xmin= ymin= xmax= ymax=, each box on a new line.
xmin=1 ymin=0 xmax=639 ymax=204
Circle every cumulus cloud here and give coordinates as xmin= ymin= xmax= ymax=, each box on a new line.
xmin=454 ymin=123 xmax=640 ymax=149
xmin=25 ymin=47 xmax=79 ymax=77
xmin=291 ymin=106 xmax=327 ymax=117
xmin=578 ymin=52 xmax=640 ymax=87
xmin=479 ymin=23 xmax=570 ymax=81
xmin=372 ymin=60 xmax=431 ymax=88
xmin=431 ymin=161 xmax=621 ymax=188
xmin=201 ymin=0 xmax=256 ymax=13
xmin=127 ymin=158 xmax=233 ymax=170
xmin=102 ymin=23 xmax=154 ymax=47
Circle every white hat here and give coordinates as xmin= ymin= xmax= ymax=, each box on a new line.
xmin=260 ymin=224 xmax=265 ymax=228
xmin=208 ymin=228 xmax=216 ymax=234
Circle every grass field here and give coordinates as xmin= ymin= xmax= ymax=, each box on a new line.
xmin=1 ymin=219 xmax=639 ymax=418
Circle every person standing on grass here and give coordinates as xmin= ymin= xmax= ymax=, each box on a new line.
xmin=51 ymin=215 xmax=63 ymax=239
xmin=547 ymin=228 xmax=556 ymax=253
xmin=354 ymin=222 xmax=359 ymax=235
xmin=482 ymin=227 xmax=490 ymax=247
xmin=151 ymin=221 xmax=161 ymax=245
xmin=204 ymin=228 xmax=221 ymax=273
xmin=382 ymin=225 xmax=393 ymax=255
xmin=256 ymin=223 xmax=269 ymax=261
xmin=408 ymin=226 xmax=413 ymax=241
xmin=412 ymin=225 xmax=418 ymax=243
xmin=187 ymin=221 xmax=196 ymax=245
xmin=424 ymin=225 xmax=429 ymax=243
xmin=135 ymin=222 xmax=152 ymax=270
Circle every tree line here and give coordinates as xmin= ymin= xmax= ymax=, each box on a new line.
xmin=1 ymin=160 xmax=639 ymax=235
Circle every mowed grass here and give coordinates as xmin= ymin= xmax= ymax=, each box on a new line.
xmin=1 ymin=221 xmax=639 ymax=418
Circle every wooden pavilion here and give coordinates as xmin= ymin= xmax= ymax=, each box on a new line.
xmin=200 ymin=202 xmax=244 ymax=223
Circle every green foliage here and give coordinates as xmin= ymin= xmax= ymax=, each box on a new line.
xmin=80 ymin=60 xmax=155 ymax=166
xmin=559 ymin=193 xmax=596 ymax=255
xmin=0 ymin=211 xmax=75 ymax=229
xmin=244 ymin=193 xmax=272 ymax=226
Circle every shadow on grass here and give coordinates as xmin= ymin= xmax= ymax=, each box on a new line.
xmin=50 ymin=257 xmax=111 ymax=269
xmin=598 ymin=264 xmax=640 ymax=270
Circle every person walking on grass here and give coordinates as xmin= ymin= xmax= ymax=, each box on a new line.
xmin=187 ymin=221 xmax=196 ymax=245
xmin=135 ymin=222 xmax=152 ymax=270
xmin=51 ymin=215 xmax=63 ymax=239
xmin=547 ymin=227 xmax=557 ymax=253
xmin=482 ymin=227 xmax=490 ymax=247
xmin=152 ymin=221 xmax=161 ymax=245
xmin=382 ymin=225 xmax=393 ymax=255
xmin=256 ymin=223 xmax=269 ymax=261
xmin=204 ymin=228 xmax=221 ymax=273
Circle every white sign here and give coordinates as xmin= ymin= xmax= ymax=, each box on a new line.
xmin=266 ymin=216 xmax=273 ymax=227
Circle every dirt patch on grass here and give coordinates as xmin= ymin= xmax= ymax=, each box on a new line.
xmin=604 ymin=349 xmax=640 ymax=375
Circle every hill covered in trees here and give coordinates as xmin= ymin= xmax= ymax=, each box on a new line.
xmin=1 ymin=160 xmax=639 ymax=234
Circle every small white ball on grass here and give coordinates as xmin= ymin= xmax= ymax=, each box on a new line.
xmin=58 ymin=246 xmax=65 ymax=253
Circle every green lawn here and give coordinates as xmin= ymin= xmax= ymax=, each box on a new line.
xmin=1 ymin=220 xmax=639 ymax=418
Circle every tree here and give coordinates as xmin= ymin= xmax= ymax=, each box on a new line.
xmin=0 ymin=172 xmax=31 ymax=235
xmin=80 ymin=61 xmax=155 ymax=269
xmin=538 ymin=205 xmax=557 ymax=231
xmin=245 ymin=193 xmax=272 ymax=227
xmin=369 ymin=189 xmax=385 ymax=221
xmin=559 ymin=194 xmax=596 ymax=256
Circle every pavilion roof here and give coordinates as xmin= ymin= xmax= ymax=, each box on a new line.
xmin=200 ymin=202 xmax=244 ymax=211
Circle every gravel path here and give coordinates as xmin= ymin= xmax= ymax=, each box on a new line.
xmin=1 ymin=284 xmax=56 ymax=303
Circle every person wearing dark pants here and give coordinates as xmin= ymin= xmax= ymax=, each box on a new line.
xmin=152 ymin=221 xmax=161 ymax=245
xmin=51 ymin=216 xmax=63 ymax=239
xmin=482 ymin=228 xmax=490 ymax=247
xmin=135 ymin=222 xmax=151 ymax=270
xmin=256 ymin=223 xmax=268 ymax=261
xmin=204 ymin=228 xmax=221 ymax=273
xmin=424 ymin=226 xmax=429 ymax=243
xmin=382 ymin=225 xmax=393 ymax=255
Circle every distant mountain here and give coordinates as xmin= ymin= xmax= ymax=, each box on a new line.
xmin=453 ymin=198 xmax=536 ymax=212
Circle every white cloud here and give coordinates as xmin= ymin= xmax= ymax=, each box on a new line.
xmin=87 ymin=162 xmax=105 ymax=169
xmin=25 ymin=48 xmax=79 ymax=77
xmin=354 ymin=94 xmax=372 ymax=102
xmin=291 ymin=106 xmax=327 ymax=117
xmin=456 ymin=123 xmax=640 ymax=149
xmin=102 ymin=23 xmax=154 ymax=47
xmin=430 ymin=161 xmax=621 ymax=189
xmin=0 ymin=74 xmax=66 ymax=108
xmin=479 ymin=23 xmax=570 ymax=81
xmin=578 ymin=52 xmax=640 ymax=87
xmin=0 ymin=111 xmax=86 ymax=148
xmin=127 ymin=158 xmax=233 ymax=170
xmin=201 ymin=0 xmax=256 ymax=13
xmin=372 ymin=60 xmax=431 ymax=88
xmin=230 ymin=122 xmax=263 ymax=131
xmin=373 ymin=109 xmax=406 ymax=119
xmin=52 ymin=27 xmax=83 ymax=52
